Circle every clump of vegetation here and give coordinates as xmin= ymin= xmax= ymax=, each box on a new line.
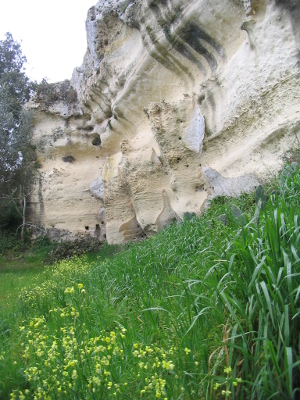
xmin=35 ymin=79 xmax=77 ymax=106
xmin=0 ymin=162 xmax=299 ymax=399
xmin=48 ymin=237 xmax=105 ymax=263
xmin=284 ymin=136 xmax=300 ymax=165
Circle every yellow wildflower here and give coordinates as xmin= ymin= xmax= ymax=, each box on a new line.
xmin=93 ymin=376 xmax=101 ymax=385
xmin=224 ymin=366 xmax=232 ymax=374
xmin=222 ymin=389 xmax=231 ymax=396
xmin=64 ymin=287 xmax=74 ymax=294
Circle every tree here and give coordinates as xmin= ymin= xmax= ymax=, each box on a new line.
xmin=0 ymin=33 xmax=33 ymax=119
xmin=0 ymin=33 xmax=36 ymax=241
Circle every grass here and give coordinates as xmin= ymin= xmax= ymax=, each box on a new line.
xmin=0 ymin=163 xmax=299 ymax=399
xmin=0 ymin=238 xmax=55 ymax=312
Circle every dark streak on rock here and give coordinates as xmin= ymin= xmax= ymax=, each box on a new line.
xmin=146 ymin=1 xmax=223 ymax=73
xmin=170 ymin=37 xmax=207 ymax=75
xmin=178 ymin=22 xmax=223 ymax=71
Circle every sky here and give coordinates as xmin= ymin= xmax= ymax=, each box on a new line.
xmin=0 ymin=0 xmax=97 ymax=83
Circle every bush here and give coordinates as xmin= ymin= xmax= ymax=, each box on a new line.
xmin=35 ymin=79 xmax=78 ymax=106
xmin=0 ymin=201 xmax=22 ymax=232
xmin=48 ymin=238 xmax=104 ymax=263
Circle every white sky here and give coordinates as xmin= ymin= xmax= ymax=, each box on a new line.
xmin=0 ymin=0 xmax=97 ymax=83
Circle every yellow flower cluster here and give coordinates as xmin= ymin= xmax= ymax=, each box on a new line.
xmin=11 ymin=297 xmax=187 ymax=400
xmin=19 ymin=280 xmax=57 ymax=309
xmin=9 ymin=256 xmax=194 ymax=399
xmin=12 ymin=309 xmax=128 ymax=399
xmin=213 ymin=365 xmax=243 ymax=397
xmin=140 ymin=374 xmax=167 ymax=399
xmin=52 ymin=256 xmax=89 ymax=279
xmin=132 ymin=342 xmax=178 ymax=399
xmin=64 ymin=286 xmax=74 ymax=294
xmin=49 ymin=305 xmax=80 ymax=319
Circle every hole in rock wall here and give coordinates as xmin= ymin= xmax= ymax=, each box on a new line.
xmin=92 ymin=135 xmax=101 ymax=146
xmin=179 ymin=137 xmax=182 ymax=140
xmin=85 ymin=226 xmax=89 ymax=231
xmin=198 ymin=94 xmax=205 ymax=105
xmin=62 ymin=155 xmax=75 ymax=163
xmin=195 ymin=185 xmax=204 ymax=192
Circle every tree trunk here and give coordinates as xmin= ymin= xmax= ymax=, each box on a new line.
xmin=21 ymin=195 xmax=26 ymax=242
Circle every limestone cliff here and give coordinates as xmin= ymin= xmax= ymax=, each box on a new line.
xmin=28 ymin=0 xmax=300 ymax=243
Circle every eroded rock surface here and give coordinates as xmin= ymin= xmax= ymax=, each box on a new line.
xmin=29 ymin=0 xmax=300 ymax=243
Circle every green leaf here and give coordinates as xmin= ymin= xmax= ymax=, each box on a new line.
xmin=185 ymin=306 xmax=213 ymax=335
xmin=249 ymin=256 xmax=266 ymax=290
xmin=284 ymin=347 xmax=293 ymax=398
xmin=260 ymin=281 xmax=275 ymax=327
xmin=267 ymin=340 xmax=281 ymax=376
xmin=284 ymin=305 xmax=290 ymax=347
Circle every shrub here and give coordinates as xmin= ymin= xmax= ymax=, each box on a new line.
xmin=48 ymin=238 xmax=103 ymax=263
xmin=35 ymin=79 xmax=78 ymax=106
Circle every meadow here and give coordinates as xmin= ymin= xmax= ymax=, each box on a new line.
xmin=0 ymin=163 xmax=299 ymax=399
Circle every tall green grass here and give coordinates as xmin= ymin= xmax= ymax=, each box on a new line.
xmin=0 ymin=164 xmax=299 ymax=399
xmin=196 ymin=164 xmax=300 ymax=399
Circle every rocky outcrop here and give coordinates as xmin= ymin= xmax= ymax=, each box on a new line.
xmin=28 ymin=0 xmax=300 ymax=243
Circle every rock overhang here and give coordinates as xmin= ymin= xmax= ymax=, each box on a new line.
xmin=28 ymin=0 xmax=300 ymax=243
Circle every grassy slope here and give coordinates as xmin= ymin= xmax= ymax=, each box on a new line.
xmin=0 ymin=164 xmax=299 ymax=400
xmin=0 ymin=240 xmax=56 ymax=311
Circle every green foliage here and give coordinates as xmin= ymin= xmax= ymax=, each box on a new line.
xmin=48 ymin=238 xmax=105 ymax=263
xmin=0 ymin=201 xmax=22 ymax=232
xmin=283 ymin=134 xmax=300 ymax=165
xmin=0 ymin=33 xmax=37 ymax=239
xmin=0 ymin=163 xmax=299 ymax=399
xmin=35 ymin=78 xmax=77 ymax=107
xmin=0 ymin=33 xmax=34 ymax=119
xmin=0 ymin=235 xmax=53 ymax=265
xmin=0 ymin=232 xmax=19 ymax=254
xmin=202 ymin=163 xmax=300 ymax=399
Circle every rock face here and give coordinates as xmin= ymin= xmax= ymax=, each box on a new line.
xmin=28 ymin=0 xmax=300 ymax=243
